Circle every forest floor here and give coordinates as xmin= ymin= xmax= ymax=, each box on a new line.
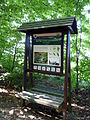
xmin=0 ymin=85 xmax=90 ymax=120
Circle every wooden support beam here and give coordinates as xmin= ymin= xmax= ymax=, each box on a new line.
xmin=63 ymin=31 xmax=70 ymax=120
xmin=23 ymin=32 xmax=33 ymax=90
xmin=28 ymin=34 xmax=33 ymax=87
xmin=68 ymin=32 xmax=71 ymax=111
xmin=61 ymin=33 xmax=64 ymax=75
xmin=23 ymin=33 xmax=28 ymax=91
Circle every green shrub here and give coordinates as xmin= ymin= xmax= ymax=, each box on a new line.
xmin=5 ymin=71 xmax=23 ymax=91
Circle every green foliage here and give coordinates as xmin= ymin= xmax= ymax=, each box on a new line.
xmin=0 ymin=0 xmax=90 ymax=90
xmin=79 ymin=55 xmax=90 ymax=88
xmin=5 ymin=71 xmax=23 ymax=90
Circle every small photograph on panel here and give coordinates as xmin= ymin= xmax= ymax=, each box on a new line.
xmin=56 ymin=68 xmax=60 ymax=72
xmin=42 ymin=66 xmax=46 ymax=71
xmin=33 ymin=66 xmax=37 ymax=70
xmin=47 ymin=67 xmax=50 ymax=71
xmin=51 ymin=67 xmax=55 ymax=72
xmin=38 ymin=66 xmax=41 ymax=70
xmin=34 ymin=52 xmax=48 ymax=64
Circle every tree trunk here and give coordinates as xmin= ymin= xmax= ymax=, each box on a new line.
xmin=12 ymin=44 xmax=17 ymax=71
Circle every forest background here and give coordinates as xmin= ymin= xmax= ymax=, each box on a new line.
xmin=0 ymin=0 xmax=90 ymax=90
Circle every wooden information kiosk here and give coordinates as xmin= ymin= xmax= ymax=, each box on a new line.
xmin=18 ymin=17 xmax=77 ymax=120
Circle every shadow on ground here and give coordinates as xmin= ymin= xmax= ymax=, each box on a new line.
xmin=0 ymin=87 xmax=90 ymax=120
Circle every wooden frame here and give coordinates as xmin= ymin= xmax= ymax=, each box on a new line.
xmin=18 ymin=17 xmax=77 ymax=120
xmin=32 ymin=34 xmax=64 ymax=76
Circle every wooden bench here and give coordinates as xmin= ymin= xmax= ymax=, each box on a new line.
xmin=18 ymin=89 xmax=64 ymax=112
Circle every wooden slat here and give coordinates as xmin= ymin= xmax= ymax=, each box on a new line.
xmin=31 ymin=87 xmax=64 ymax=97
xmin=18 ymin=91 xmax=64 ymax=109
xmin=23 ymin=17 xmax=74 ymax=25
xmin=28 ymin=69 xmax=64 ymax=76
xmin=20 ymin=17 xmax=74 ymax=28
xmin=19 ymin=20 xmax=73 ymax=28
xmin=19 ymin=22 xmax=72 ymax=30
xmin=33 ymin=32 xmax=62 ymax=37
xmin=20 ymin=17 xmax=74 ymax=27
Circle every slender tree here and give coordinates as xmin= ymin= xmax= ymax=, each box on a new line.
xmin=76 ymin=0 xmax=82 ymax=94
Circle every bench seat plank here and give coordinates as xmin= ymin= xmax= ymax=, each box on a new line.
xmin=18 ymin=90 xmax=64 ymax=109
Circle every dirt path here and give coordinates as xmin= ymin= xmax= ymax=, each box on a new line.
xmin=0 ymin=87 xmax=90 ymax=120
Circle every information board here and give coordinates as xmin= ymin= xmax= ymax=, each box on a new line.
xmin=33 ymin=36 xmax=63 ymax=74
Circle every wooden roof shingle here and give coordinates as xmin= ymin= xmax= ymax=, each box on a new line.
xmin=18 ymin=17 xmax=77 ymax=34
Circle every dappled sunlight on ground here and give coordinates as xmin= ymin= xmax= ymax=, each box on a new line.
xmin=0 ymin=87 xmax=90 ymax=120
xmin=0 ymin=88 xmax=8 ymax=93
xmin=0 ymin=88 xmax=62 ymax=120
xmin=71 ymin=103 xmax=85 ymax=110
xmin=67 ymin=89 xmax=90 ymax=120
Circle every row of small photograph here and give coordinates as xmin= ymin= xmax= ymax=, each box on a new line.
xmin=33 ymin=65 xmax=60 ymax=72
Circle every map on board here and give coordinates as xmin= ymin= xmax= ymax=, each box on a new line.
xmin=33 ymin=36 xmax=62 ymax=73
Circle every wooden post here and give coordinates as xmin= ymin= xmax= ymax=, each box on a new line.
xmin=68 ymin=32 xmax=71 ymax=110
xmin=63 ymin=31 xmax=70 ymax=120
xmin=23 ymin=32 xmax=29 ymax=91
xmin=61 ymin=33 xmax=64 ymax=75
xmin=28 ymin=35 xmax=33 ymax=87
xmin=22 ymin=32 xmax=29 ymax=106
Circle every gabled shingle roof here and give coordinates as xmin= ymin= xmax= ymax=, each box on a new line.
xmin=18 ymin=17 xmax=77 ymax=34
